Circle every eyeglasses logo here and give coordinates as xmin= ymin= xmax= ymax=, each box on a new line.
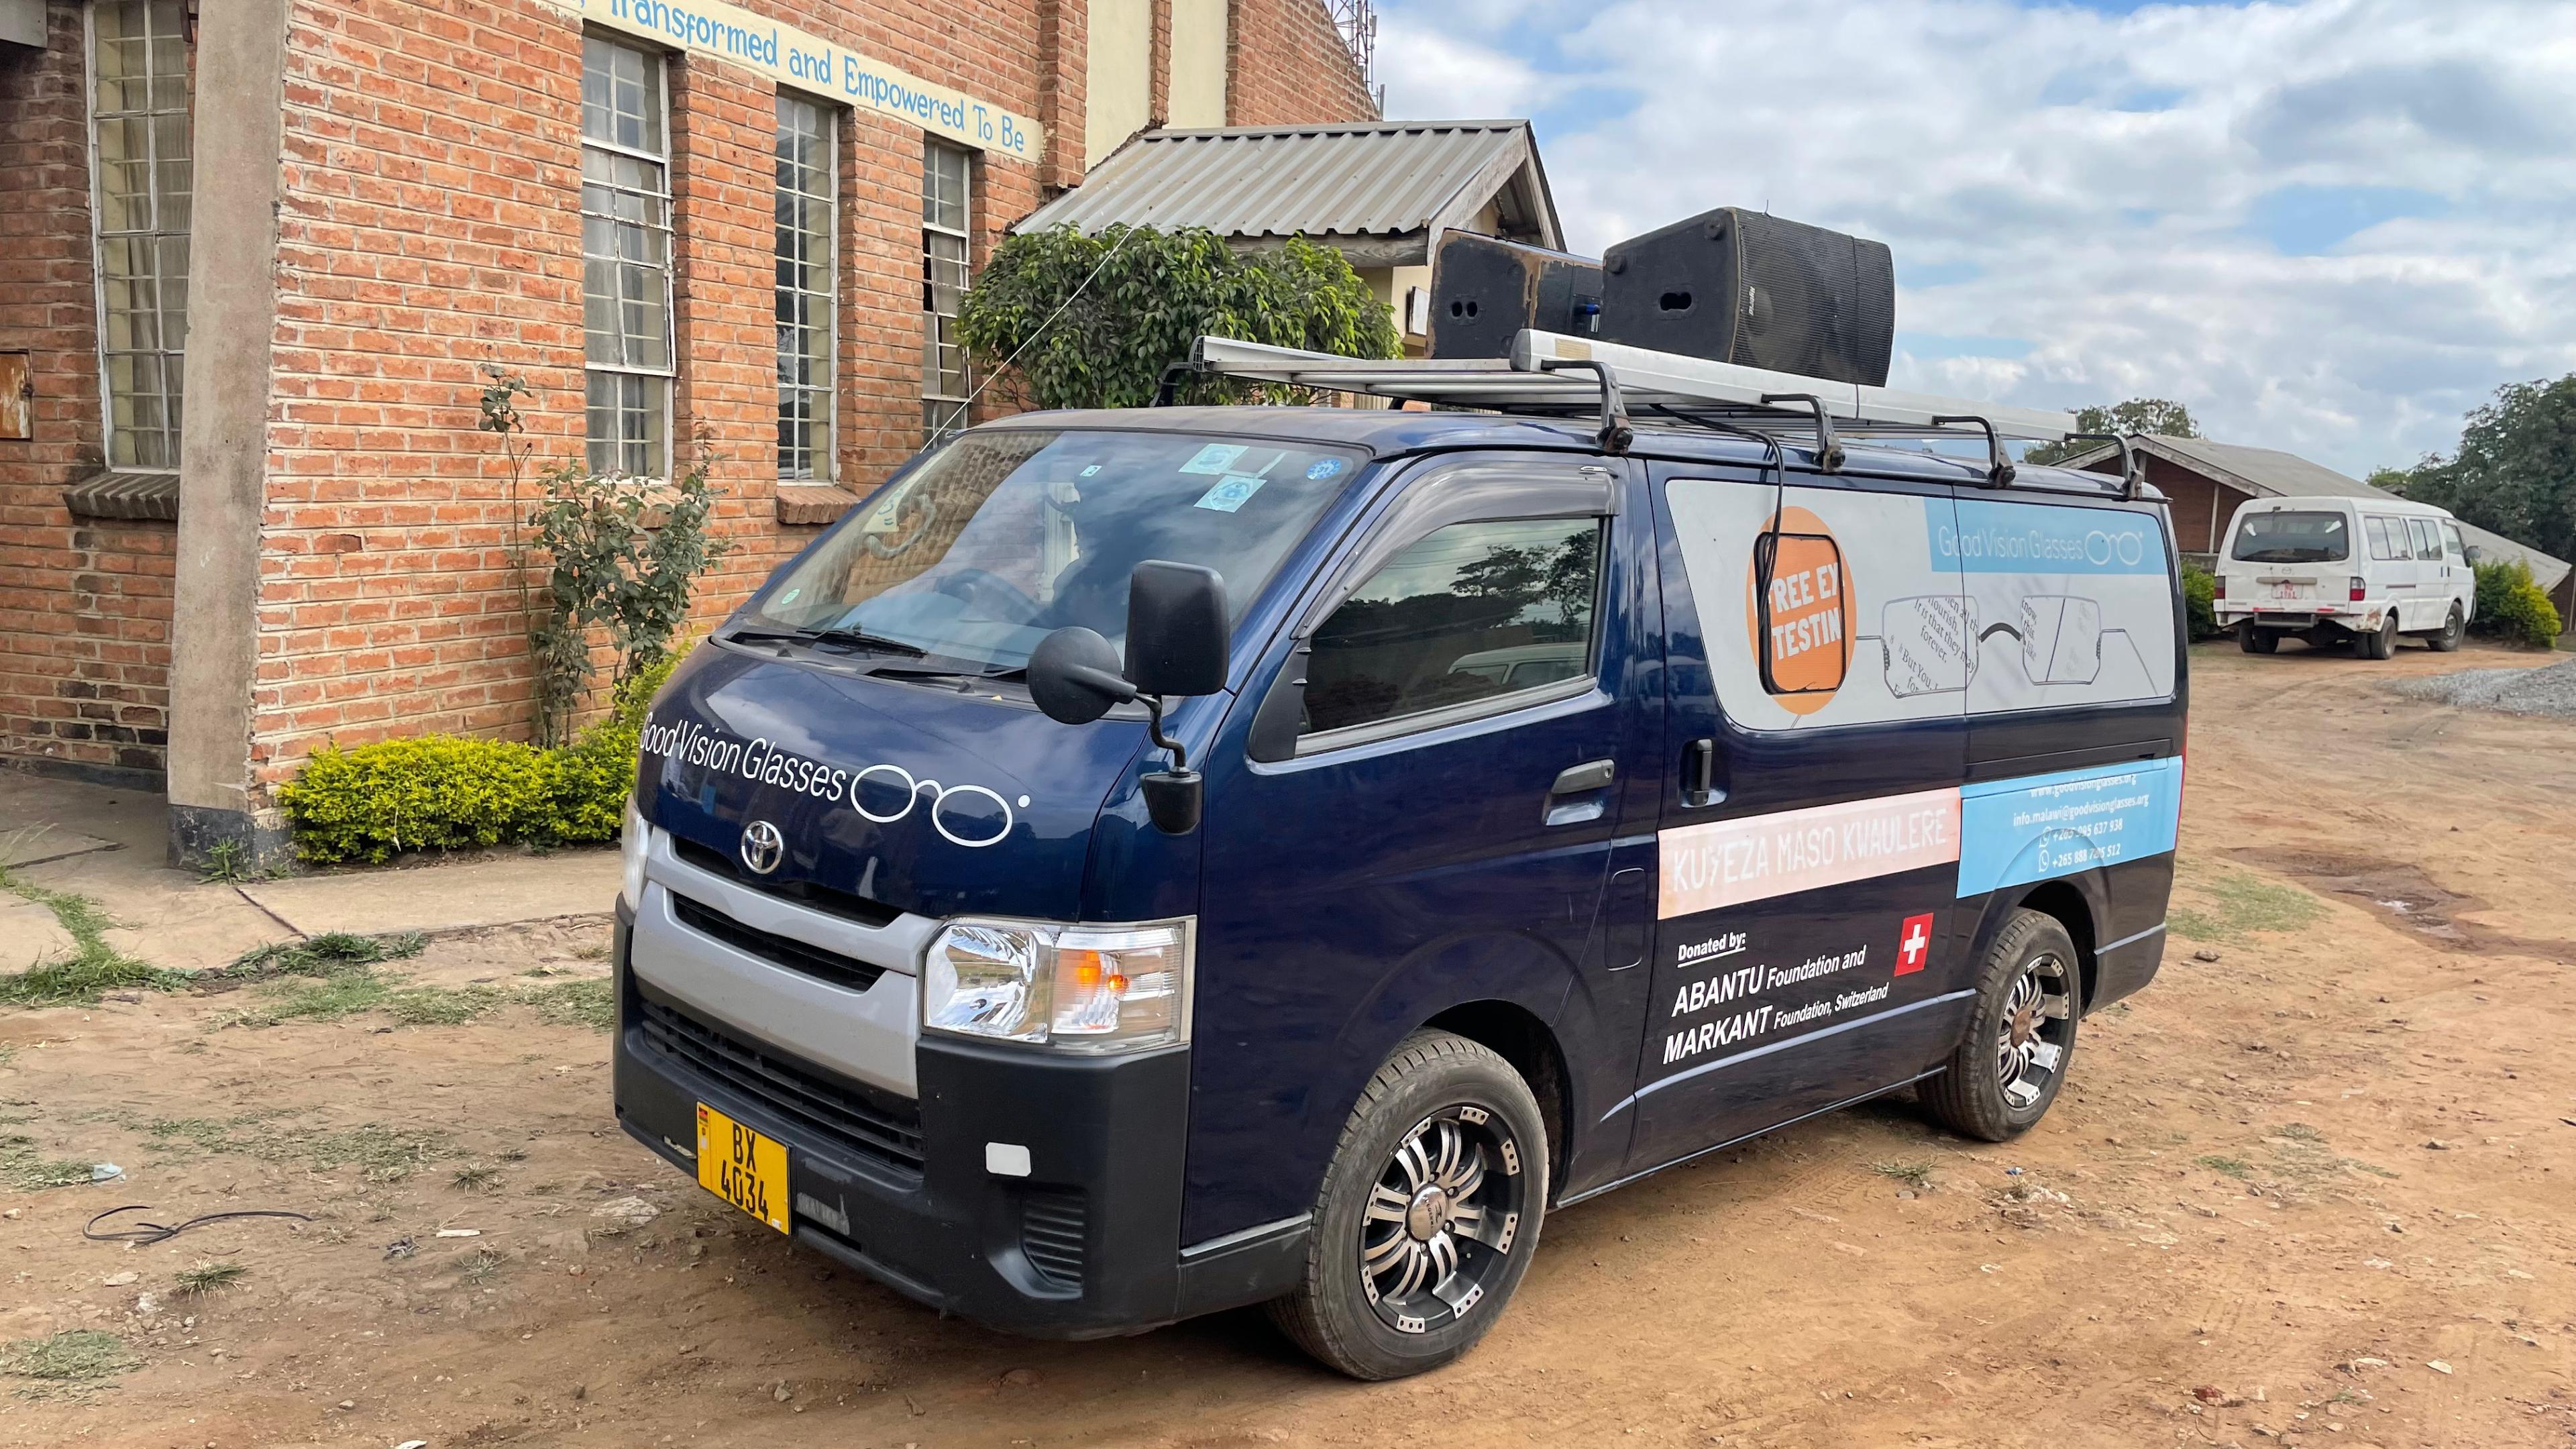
xmin=849 ymin=764 xmax=1015 ymax=849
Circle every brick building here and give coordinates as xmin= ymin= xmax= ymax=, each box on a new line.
xmin=0 ymin=0 xmax=1378 ymax=863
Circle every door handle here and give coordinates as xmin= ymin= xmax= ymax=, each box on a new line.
xmin=1549 ymin=759 xmax=1616 ymax=796
xmin=1543 ymin=759 xmax=1615 ymax=827
xmin=1682 ymin=737 xmax=1727 ymax=808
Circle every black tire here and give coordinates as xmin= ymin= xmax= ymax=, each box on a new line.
xmin=1921 ymin=910 xmax=2082 ymax=1142
xmin=2428 ymin=602 xmax=2465 ymax=652
xmin=1267 ymin=1031 xmax=1548 ymax=1380
xmin=2239 ymin=624 xmax=2277 ymax=654
xmin=2364 ymin=614 xmax=2399 ymax=659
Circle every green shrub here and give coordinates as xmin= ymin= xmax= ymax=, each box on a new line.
xmin=280 ymin=647 xmax=689 ymax=864
xmin=280 ymin=736 xmax=552 ymax=863
xmin=2180 ymin=564 xmax=2221 ymax=641
xmin=2471 ymin=559 xmax=2563 ymax=647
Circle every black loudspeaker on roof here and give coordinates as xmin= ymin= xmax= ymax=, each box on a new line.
xmin=1425 ymin=233 xmax=1605 ymax=361
xmin=1599 ymin=208 xmax=1896 ymax=386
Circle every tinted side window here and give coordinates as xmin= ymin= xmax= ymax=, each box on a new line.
xmin=1303 ymin=517 xmax=1603 ymax=737
xmin=2365 ymin=516 xmax=2396 ymax=561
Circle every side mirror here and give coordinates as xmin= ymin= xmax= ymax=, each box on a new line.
xmin=1026 ymin=561 xmax=1230 ymax=836
xmin=2463 ymin=544 xmax=2483 ymax=564
xmin=1124 ymin=560 xmax=1229 ymax=697
xmin=1028 ymin=626 xmax=1137 ymax=726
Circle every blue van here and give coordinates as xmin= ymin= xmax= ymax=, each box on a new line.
xmin=612 ymin=355 xmax=2186 ymax=1379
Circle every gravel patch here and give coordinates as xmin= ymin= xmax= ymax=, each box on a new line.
xmin=2392 ymin=655 xmax=2576 ymax=717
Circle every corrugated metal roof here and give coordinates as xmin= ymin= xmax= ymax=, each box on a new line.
xmin=1012 ymin=121 xmax=1558 ymax=248
xmin=2068 ymin=433 xmax=2572 ymax=589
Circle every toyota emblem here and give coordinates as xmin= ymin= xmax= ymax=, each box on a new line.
xmin=738 ymin=820 xmax=786 ymax=875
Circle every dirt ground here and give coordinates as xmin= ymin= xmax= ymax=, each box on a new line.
xmin=4 ymin=639 xmax=2573 ymax=1448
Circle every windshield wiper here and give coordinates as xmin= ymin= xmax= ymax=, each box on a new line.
xmin=724 ymin=624 xmax=925 ymax=657
xmin=866 ymin=662 xmax=1027 ymax=686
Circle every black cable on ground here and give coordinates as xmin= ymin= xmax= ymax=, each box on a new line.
xmin=81 ymin=1205 xmax=313 ymax=1246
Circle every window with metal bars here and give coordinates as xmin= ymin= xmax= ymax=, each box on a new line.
xmin=921 ymin=141 xmax=972 ymax=444
xmin=775 ymin=95 xmax=836 ymax=481
xmin=581 ymin=38 xmax=672 ymax=478
xmin=87 ymin=0 xmax=193 ymax=471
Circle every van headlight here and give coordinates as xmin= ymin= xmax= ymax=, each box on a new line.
xmin=619 ymin=796 xmax=651 ymax=910
xmin=921 ymin=918 xmax=1192 ymax=1053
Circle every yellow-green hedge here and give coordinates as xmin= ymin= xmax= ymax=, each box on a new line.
xmin=280 ymin=657 xmax=676 ymax=864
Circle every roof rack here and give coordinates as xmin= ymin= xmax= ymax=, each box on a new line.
xmin=1180 ymin=330 xmax=2082 ymax=480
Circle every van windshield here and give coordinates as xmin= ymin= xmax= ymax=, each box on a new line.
xmin=2231 ymin=511 xmax=2349 ymax=564
xmin=747 ymin=429 xmax=1363 ymax=670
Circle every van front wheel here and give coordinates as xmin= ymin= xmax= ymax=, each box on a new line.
xmin=1268 ymin=1031 xmax=1548 ymax=1380
xmin=1921 ymin=910 xmax=2081 ymax=1142
xmin=2428 ymin=602 xmax=2465 ymax=652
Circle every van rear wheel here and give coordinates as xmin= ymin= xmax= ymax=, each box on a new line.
xmin=1921 ymin=910 xmax=2081 ymax=1142
xmin=1267 ymin=1030 xmax=1547 ymax=1380
xmin=2239 ymin=625 xmax=2277 ymax=654
xmin=2428 ymin=602 xmax=2465 ymax=652
xmin=2364 ymin=614 xmax=2400 ymax=659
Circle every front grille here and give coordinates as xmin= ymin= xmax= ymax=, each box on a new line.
xmin=1020 ymin=1187 xmax=1088 ymax=1287
xmin=670 ymin=892 xmax=885 ymax=996
xmin=672 ymin=835 xmax=902 ymax=928
xmin=634 ymin=994 xmax=924 ymax=1176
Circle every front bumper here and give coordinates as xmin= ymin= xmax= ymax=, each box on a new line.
xmin=610 ymin=903 xmax=1302 ymax=1338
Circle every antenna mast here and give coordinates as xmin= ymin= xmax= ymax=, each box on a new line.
xmin=1322 ymin=0 xmax=1383 ymax=114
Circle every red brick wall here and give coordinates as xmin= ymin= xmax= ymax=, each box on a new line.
xmin=0 ymin=0 xmax=176 ymax=784
xmin=1227 ymin=0 xmax=1377 ymax=125
xmin=242 ymin=0 xmax=1081 ymax=786
xmin=1 ymin=0 xmax=1378 ymax=794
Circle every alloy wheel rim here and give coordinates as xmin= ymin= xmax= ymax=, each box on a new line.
xmin=1996 ymin=952 xmax=2074 ymax=1112
xmin=1358 ymin=1106 xmax=1525 ymax=1335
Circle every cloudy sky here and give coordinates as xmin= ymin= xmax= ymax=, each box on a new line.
xmin=1371 ymin=0 xmax=2576 ymax=478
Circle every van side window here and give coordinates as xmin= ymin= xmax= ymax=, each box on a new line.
xmin=2441 ymin=523 xmax=2465 ymax=560
xmin=2365 ymin=516 xmax=2397 ymax=561
xmin=2408 ymin=518 xmax=2442 ymax=561
xmin=1303 ymin=517 xmax=1603 ymax=737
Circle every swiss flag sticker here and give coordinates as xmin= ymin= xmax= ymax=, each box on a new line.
xmin=1895 ymin=913 xmax=1936 ymax=976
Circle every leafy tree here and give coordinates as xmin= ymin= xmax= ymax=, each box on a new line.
xmin=2376 ymin=376 xmax=2576 ymax=565
xmin=2025 ymin=397 xmax=2202 ymax=466
xmin=957 ymin=225 xmax=1401 ymax=412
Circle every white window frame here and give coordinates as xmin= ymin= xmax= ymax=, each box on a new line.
xmin=580 ymin=36 xmax=674 ymax=480
xmin=922 ymin=140 xmax=973 ymax=445
xmin=83 ymin=0 xmax=193 ymax=473
xmin=775 ymin=92 xmax=837 ymax=482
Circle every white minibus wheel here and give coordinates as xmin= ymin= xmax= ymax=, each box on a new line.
xmin=2364 ymin=614 xmax=2400 ymax=659
xmin=2428 ymin=603 xmax=2464 ymax=653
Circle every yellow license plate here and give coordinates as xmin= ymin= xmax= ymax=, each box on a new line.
xmin=696 ymin=1102 xmax=789 ymax=1234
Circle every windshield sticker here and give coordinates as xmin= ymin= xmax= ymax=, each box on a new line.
xmin=1193 ymin=474 xmax=1266 ymax=513
xmin=1079 ymin=464 xmax=1102 ymax=477
xmin=639 ymin=715 xmax=1021 ymax=848
xmin=1177 ymin=442 xmax=1249 ymax=476
xmin=1306 ymin=457 xmax=1344 ymax=480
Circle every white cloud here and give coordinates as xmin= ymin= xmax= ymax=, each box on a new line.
xmin=1373 ymin=0 xmax=2576 ymax=477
